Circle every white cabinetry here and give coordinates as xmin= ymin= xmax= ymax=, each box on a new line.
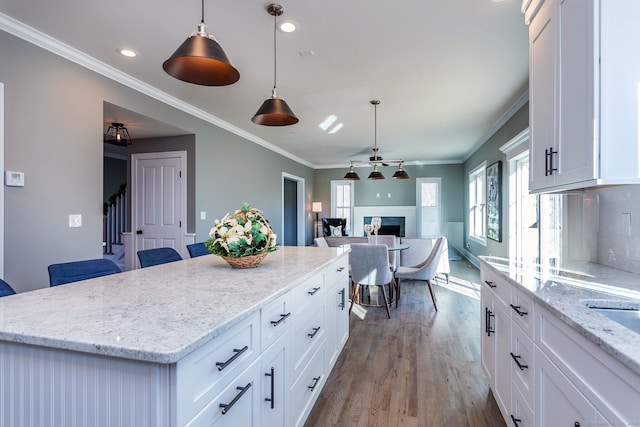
xmin=526 ymin=0 xmax=640 ymax=193
xmin=480 ymin=261 xmax=640 ymax=427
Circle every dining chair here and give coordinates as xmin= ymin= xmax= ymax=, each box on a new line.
xmin=348 ymin=244 xmax=396 ymax=319
xmin=186 ymin=242 xmax=210 ymax=258
xmin=0 ymin=278 xmax=16 ymax=297
xmin=394 ymin=236 xmax=445 ymax=311
xmin=371 ymin=234 xmax=399 ymax=273
xmin=48 ymin=258 xmax=121 ymax=287
xmin=137 ymin=247 xmax=183 ymax=268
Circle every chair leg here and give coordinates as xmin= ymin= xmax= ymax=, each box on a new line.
xmin=426 ymin=279 xmax=438 ymax=312
xmin=395 ymin=278 xmax=401 ymax=308
xmin=349 ymin=283 xmax=361 ymax=315
xmin=380 ymin=285 xmax=391 ymax=319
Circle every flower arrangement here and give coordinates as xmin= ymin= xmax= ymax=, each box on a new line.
xmin=205 ymin=203 xmax=277 ymax=264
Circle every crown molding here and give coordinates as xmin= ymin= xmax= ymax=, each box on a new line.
xmin=0 ymin=12 xmax=314 ymax=168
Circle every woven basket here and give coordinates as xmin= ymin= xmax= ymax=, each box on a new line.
xmin=221 ymin=251 xmax=268 ymax=269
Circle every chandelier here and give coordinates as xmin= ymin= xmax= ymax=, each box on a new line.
xmin=343 ymin=100 xmax=409 ymax=180
xmin=104 ymin=122 xmax=133 ymax=147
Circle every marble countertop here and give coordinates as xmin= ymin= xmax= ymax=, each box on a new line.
xmin=480 ymin=256 xmax=640 ymax=375
xmin=0 ymin=246 xmax=347 ymax=364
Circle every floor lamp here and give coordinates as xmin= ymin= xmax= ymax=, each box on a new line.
xmin=312 ymin=202 xmax=323 ymax=238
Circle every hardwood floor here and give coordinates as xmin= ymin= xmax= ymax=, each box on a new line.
xmin=305 ymin=259 xmax=506 ymax=427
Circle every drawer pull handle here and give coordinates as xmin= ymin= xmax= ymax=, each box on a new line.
xmin=336 ymin=266 xmax=345 ymax=272
xmin=265 ymin=367 xmax=275 ymax=409
xmin=510 ymin=414 xmax=522 ymax=427
xmin=308 ymin=376 xmax=321 ymax=391
xmin=510 ymin=304 xmax=528 ymax=317
xmin=339 ymin=288 xmax=346 ymax=309
xmin=216 ymin=346 xmax=249 ymax=371
xmin=510 ymin=352 xmax=528 ymax=370
xmin=485 ymin=307 xmax=495 ymax=336
xmin=484 ymin=280 xmax=496 ymax=288
xmin=219 ymin=382 xmax=251 ymax=415
xmin=308 ymin=326 xmax=321 ymax=339
xmin=308 ymin=286 xmax=321 ymax=295
xmin=271 ymin=312 xmax=291 ymax=326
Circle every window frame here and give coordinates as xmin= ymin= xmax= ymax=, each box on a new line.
xmin=469 ymin=161 xmax=487 ymax=246
xmin=330 ymin=180 xmax=354 ymax=235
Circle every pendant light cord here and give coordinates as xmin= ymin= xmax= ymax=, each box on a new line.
xmin=201 ymin=0 xmax=205 ymax=24
xmin=272 ymin=10 xmax=277 ymax=90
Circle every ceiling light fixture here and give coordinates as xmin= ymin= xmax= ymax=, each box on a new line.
xmin=162 ymin=0 xmax=240 ymax=86
xmin=279 ymin=21 xmax=296 ymax=33
xmin=251 ymin=4 xmax=299 ymax=126
xmin=343 ymin=100 xmax=410 ymax=181
xmin=104 ymin=122 xmax=133 ymax=147
xmin=117 ymin=48 xmax=137 ymax=58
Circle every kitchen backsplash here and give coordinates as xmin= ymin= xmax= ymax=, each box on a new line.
xmin=583 ymin=185 xmax=640 ymax=275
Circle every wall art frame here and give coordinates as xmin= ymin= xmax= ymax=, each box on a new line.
xmin=486 ymin=160 xmax=502 ymax=242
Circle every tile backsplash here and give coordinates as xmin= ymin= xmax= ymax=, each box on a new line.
xmin=583 ymin=185 xmax=640 ymax=275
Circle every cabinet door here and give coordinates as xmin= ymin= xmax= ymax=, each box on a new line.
xmin=261 ymin=337 xmax=287 ymax=427
xmin=536 ymin=349 xmax=597 ymax=427
xmin=529 ymin=0 xmax=558 ymax=192
xmin=555 ymin=0 xmax=597 ymax=187
xmin=326 ymin=278 xmax=349 ymax=370
xmin=480 ymin=291 xmax=495 ymax=385
xmin=493 ymin=301 xmax=511 ymax=422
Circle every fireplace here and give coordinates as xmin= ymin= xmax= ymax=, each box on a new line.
xmin=354 ymin=206 xmax=417 ymax=238
xmin=364 ymin=216 xmax=405 ymax=237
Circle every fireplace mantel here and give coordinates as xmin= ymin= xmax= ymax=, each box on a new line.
xmin=354 ymin=206 xmax=417 ymax=238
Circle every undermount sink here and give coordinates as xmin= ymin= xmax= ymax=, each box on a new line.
xmin=583 ymin=299 xmax=640 ymax=334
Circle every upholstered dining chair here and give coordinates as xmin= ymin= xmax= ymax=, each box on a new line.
xmin=0 ymin=278 xmax=16 ymax=297
xmin=348 ymin=244 xmax=396 ymax=319
xmin=186 ymin=242 xmax=210 ymax=258
xmin=394 ymin=236 xmax=445 ymax=311
xmin=48 ymin=258 xmax=121 ymax=287
xmin=137 ymin=247 xmax=183 ymax=268
xmin=371 ymin=234 xmax=399 ymax=273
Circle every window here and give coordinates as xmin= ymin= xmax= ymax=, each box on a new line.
xmin=509 ymin=152 xmax=539 ymax=265
xmin=469 ymin=162 xmax=486 ymax=245
xmin=416 ymin=177 xmax=442 ymax=238
xmin=331 ymin=180 xmax=354 ymax=235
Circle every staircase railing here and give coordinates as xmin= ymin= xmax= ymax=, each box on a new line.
xmin=103 ymin=183 xmax=126 ymax=255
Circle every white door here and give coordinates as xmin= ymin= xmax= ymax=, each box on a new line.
xmin=132 ymin=151 xmax=186 ymax=260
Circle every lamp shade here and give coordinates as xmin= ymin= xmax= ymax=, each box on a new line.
xmin=368 ymin=164 xmax=385 ymax=180
xmin=163 ymin=28 xmax=240 ymax=86
xmin=392 ymin=163 xmax=410 ymax=179
xmin=343 ymin=165 xmax=361 ymax=180
xmin=251 ymin=96 xmax=299 ymax=126
xmin=312 ymin=202 xmax=323 ymax=213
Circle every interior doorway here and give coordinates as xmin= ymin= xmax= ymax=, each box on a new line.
xmin=282 ymin=173 xmax=305 ymax=246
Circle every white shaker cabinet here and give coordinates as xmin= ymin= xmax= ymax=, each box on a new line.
xmin=526 ymin=0 xmax=640 ymax=193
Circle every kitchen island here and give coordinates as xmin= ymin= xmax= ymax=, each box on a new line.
xmin=0 ymin=246 xmax=350 ymax=427
xmin=480 ymin=256 xmax=640 ymax=426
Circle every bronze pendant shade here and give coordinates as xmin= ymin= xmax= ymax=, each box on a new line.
xmin=252 ymin=4 xmax=298 ymax=126
xmin=163 ymin=1 xmax=239 ymax=86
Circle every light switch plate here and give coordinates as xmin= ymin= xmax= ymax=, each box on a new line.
xmin=69 ymin=214 xmax=82 ymax=228
xmin=200 ymin=211 xmax=207 ymax=220
xmin=5 ymin=171 xmax=25 ymax=187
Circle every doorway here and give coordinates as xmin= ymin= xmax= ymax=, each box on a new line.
xmin=282 ymin=173 xmax=305 ymax=246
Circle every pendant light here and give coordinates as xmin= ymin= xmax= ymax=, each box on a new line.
xmin=104 ymin=122 xmax=133 ymax=147
xmin=251 ymin=4 xmax=299 ymax=126
xmin=343 ymin=100 xmax=410 ymax=180
xmin=163 ymin=0 xmax=240 ymax=86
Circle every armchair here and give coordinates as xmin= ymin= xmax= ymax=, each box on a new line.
xmin=322 ymin=218 xmax=347 ymax=237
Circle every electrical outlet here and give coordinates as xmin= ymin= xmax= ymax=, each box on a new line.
xmin=69 ymin=214 xmax=82 ymax=228
xmin=200 ymin=211 xmax=207 ymax=220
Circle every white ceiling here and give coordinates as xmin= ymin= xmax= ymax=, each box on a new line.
xmin=0 ymin=0 xmax=529 ymax=168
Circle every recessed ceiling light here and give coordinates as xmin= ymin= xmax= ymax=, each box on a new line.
xmin=329 ymin=123 xmax=343 ymax=134
xmin=279 ymin=20 xmax=297 ymax=33
xmin=117 ymin=48 xmax=137 ymax=58
xmin=319 ymin=115 xmax=337 ymax=131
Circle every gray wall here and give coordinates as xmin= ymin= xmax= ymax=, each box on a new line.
xmin=462 ymin=103 xmax=529 ymax=259
xmin=313 ymin=163 xmax=465 ymax=229
xmin=1 ymin=30 xmax=314 ymax=293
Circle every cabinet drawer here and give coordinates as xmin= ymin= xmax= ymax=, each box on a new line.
xmin=511 ymin=379 xmax=535 ymax=427
xmin=176 ymin=312 xmax=260 ymax=425
xmin=289 ymin=345 xmax=325 ymax=427
xmin=290 ymin=272 xmax=325 ymax=311
xmin=481 ymin=267 xmax=511 ymax=307
xmin=185 ymin=360 xmax=260 ymax=427
xmin=510 ymin=285 xmax=534 ymax=339
xmin=325 ymin=254 xmax=348 ymax=287
xmin=261 ymin=291 xmax=293 ymax=352
xmin=290 ymin=303 xmax=325 ymax=381
xmin=511 ymin=324 xmax=534 ymax=407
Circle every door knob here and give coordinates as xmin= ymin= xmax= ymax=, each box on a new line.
xmin=136 ymin=230 xmax=143 ymax=235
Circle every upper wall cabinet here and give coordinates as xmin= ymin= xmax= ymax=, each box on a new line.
xmin=525 ymin=0 xmax=640 ymax=193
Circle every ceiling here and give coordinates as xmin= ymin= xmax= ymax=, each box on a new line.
xmin=0 ymin=0 xmax=529 ymax=168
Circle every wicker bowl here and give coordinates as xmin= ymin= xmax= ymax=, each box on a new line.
xmin=221 ymin=251 xmax=268 ymax=269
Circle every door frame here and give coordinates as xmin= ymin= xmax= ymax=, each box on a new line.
xmin=281 ymin=172 xmax=305 ymax=246
xmin=129 ymin=151 xmax=188 ymax=267
xmin=0 ymin=83 xmax=4 ymax=277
